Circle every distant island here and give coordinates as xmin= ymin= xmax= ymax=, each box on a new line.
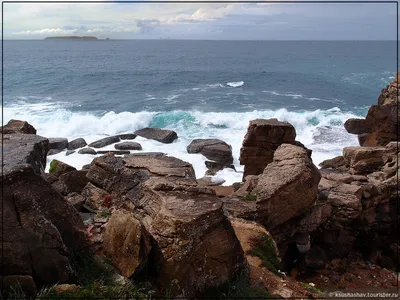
xmin=45 ymin=36 xmax=99 ymax=40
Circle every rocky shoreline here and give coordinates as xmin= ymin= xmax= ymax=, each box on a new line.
xmin=1 ymin=73 xmax=399 ymax=299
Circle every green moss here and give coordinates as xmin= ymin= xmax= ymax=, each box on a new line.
xmin=96 ymin=209 xmax=112 ymax=219
xmin=242 ymin=193 xmax=257 ymax=201
xmin=301 ymin=283 xmax=325 ymax=296
xmin=202 ymin=272 xmax=271 ymax=299
xmin=247 ymin=233 xmax=281 ymax=276
xmin=49 ymin=159 xmax=59 ymax=174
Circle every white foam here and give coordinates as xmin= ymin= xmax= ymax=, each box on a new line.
xmin=226 ymin=81 xmax=244 ymax=88
xmin=6 ymin=101 xmax=365 ymax=186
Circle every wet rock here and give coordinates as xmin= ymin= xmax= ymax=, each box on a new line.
xmin=118 ymin=133 xmax=137 ymax=140
xmin=114 ymin=141 xmax=142 ymax=150
xmin=78 ymin=147 xmax=97 ymax=155
xmin=239 ymin=118 xmax=296 ymax=179
xmin=187 ymin=139 xmax=233 ymax=165
xmin=96 ymin=150 xmax=131 ymax=155
xmin=204 ymin=160 xmax=236 ymax=175
xmin=68 ymin=138 xmax=87 ymax=150
xmin=197 ymin=176 xmax=226 ymax=186
xmin=88 ymin=136 xmax=120 ymax=148
xmin=66 ymin=150 xmax=75 ymax=156
xmin=135 ymin=127 xmax=178 ymax=143
xmin=48 ymin=138 xmax=68 ymax=155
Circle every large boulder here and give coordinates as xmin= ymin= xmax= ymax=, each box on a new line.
xmin=1 ymin=131 xmax=89 ymax=294
xmin=239 ymin=119 xmax=296 ymax=179
xmin=48 ymin=138 xmax=69 ymax=155
xmin=68 ymin=138 xmax=87 ymax=150
xmin=1 ymin=119 xmax=36 ymax=134
xmin=135 ymin=128 xmax=178 ymax=144
xmin=252 ymin=144 xmax=321 ymax=228
xmin=88 ymin=136 xmax=120 ymax=148
xmin=343 ymin=146 xmax=387 ymax=174
xmin=187 ymin=139 xmax=233 ymax=165
xmin=344 ymin=72 xmax=400 ymax=146
xmin=103 ymin=210 xmax=151 ymax=278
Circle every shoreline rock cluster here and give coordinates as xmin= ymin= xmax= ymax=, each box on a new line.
xmin=1 ymin=74 xmax=399 ymax=298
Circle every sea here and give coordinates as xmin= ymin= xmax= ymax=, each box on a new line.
xmin=3 ymin=40 xmax=397 ymax=185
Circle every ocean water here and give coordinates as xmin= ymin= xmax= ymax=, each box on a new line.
xmin=3 ymin=40 xmax=397 ymax=185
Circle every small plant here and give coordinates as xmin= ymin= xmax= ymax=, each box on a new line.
xmin=301 ymin=282 xmax=325 ymax=296
xmin=247 ymin=233 xmax=281 ymax=275
xmin=97 ymin=209 xmax=112 ymax=219
xmin=242 ymin=193 xmax=257 ymax=201
xmin=49 ymin=159 xmax=59 ymax=174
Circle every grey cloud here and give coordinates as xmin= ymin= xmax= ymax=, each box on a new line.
xmin=136 ymin=19 xmax=161 ymax=34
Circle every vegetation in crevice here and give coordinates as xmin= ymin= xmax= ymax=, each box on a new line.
xmin=247 ymin=233 xmax=281 ymax=276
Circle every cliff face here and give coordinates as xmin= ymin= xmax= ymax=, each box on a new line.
xmin=345 ymin=72 xmax=400 ymax=146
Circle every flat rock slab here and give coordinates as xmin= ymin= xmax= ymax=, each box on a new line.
xmin=88 ymin=136 xmax=120 ymax=148
xmin=187 ymin=139 xmax=233 ymax=164
xmin=78 ymin=148 xmax=97 ymax=155
xmin=118 ymin=133 xmax=137 ymax=140
xmin=135 ymin=128 xmax=178 ymax=143
xmin=114 ymin=142 xmax=142 ymax=150
xmin=97 ymin=150 xmax=131 ymax=155
xmin=68 ymin=138 xmax=87 ymax=150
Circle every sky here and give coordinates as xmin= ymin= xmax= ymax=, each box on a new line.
xmin=2 ymin=1 xmax=398 ymax=40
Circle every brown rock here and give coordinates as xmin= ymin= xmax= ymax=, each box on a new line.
xmin=81 ymin=182 xmax=109 ymax=210
xmin=88 ymin=136 xmax=121 ymax=148
xmin=66 ymin=192 xmax=86 ymax=211
xmin=252 ymin=144 xmax=321 ymax=228
xmin=103 ymin=210 xmax=151 ymax=278
xmin=209 ymin=186 xmax=235 ymax=197
xmin=49 ymin=159 xmax=76 ymax=177
xmin=344 ymin=118 xmax=372 ymax=134
xmin=114 ymin=141 xmax=142 ymax=150
xmin=187 ymin=139 xmax=233 ymax=164
xmin=135 ymin=127 xmax=178 ymax=143
xmin=51 ymin=170 xmax=89 ymax=196
xmin=239 ymin=118 xmax=296 ymax=178
xmin=54 ymin=284 xmax=80 ymax=294
xmin=343 ymin=146 xmax=386 ymax=174
xmin=319 ymin=155 xmax=346 ymax=169
xmin=1 ymin=119 xmax=36 ymax=134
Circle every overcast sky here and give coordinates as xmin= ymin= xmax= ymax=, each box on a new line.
xmin=2 ymin=1 xmax=398 ymax=40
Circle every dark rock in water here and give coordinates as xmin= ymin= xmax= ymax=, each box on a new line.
xmin=49 ymin=138 xmax=68 ymax=152
xmin=197 ymin=176 xmax=226 ymax=186
xmin=126 ymin=152 xmax=166 ymax=157
xmin=118 ymin=133 xmax=137 ymax=140
xmin=3 ymin=133 xmax=49 ymax=175
xmin=66 ymin=150 xmax=75 ymax=156
xmin=205 ymin=160 xmax=236 ymax=175
xmin=344 ymin=118 xmax=372 ymax=135
xmin=1 ymin=119 xmax=36 ymax=134
xmin=51 ymin=170 xmax=89 ymax=196
xmin=96 ymin=150 xmax=131 ymax=155
xmin=88 ymin=136 xmax=120 ymax=148
xmin=68 ymin=138 xmax=87 ymax=150
xmin=49 ymin=159 xmax=76 ymax=177
xmin=78 ymin=147 xmax=97 ymax=155
xmin=187 ymin=139 xmax=234 ymax=165
xmin=114 ymin=141 xmax=142 ymax=150
xmin=48 ymin=149 xmax=62 ymax=156
xmin=135 ymin=127 xmax=178 ymax=143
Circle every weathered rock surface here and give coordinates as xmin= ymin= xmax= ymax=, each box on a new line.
xmin=96 ymin=150 xmax=131 ymax=155
xmin=81 ymin=182 xmax=109 ymax=210
xmin=253 ymin=144 xmax=321 ymax=228
xmin=89 ymin=136 xmax=120 ymax=148
xmin=1 ymin=119 xmax=36 ymax=134
xmin=239 ymin=118 xmax=296 ymax=178
xmin=103 ymin=210 xmax=151 ymax=278
xmin=343 ymin=146 xmax=386 ymax=174
xmin=2 ymin=129 xmax=88 ymax=294
xmin=204 ymin=160 xmax=236 ymax=175
xmin=114 ymin=141 xmax=142 ymax=150
xmin=78 ymin=147 xmax=97 ymax=155
xmin=135 ymin=127 xmax=178 ymax=143
xmin=48 ymin=138 xmax=69 ymax=155
xmin=187 ymin=139 xmax=233 ymax=165
xmin=68 ymin=138 xmax=87 ymax=150
xmin=51 ymin=170 xmax=89 ymax=196
xmin=49 ymin=159 xmax=76 ymax=177
xmin=344 ymin=72 xmax=400 ymax=146
xmin=118 ymin=133 xmax=137 ymax=140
